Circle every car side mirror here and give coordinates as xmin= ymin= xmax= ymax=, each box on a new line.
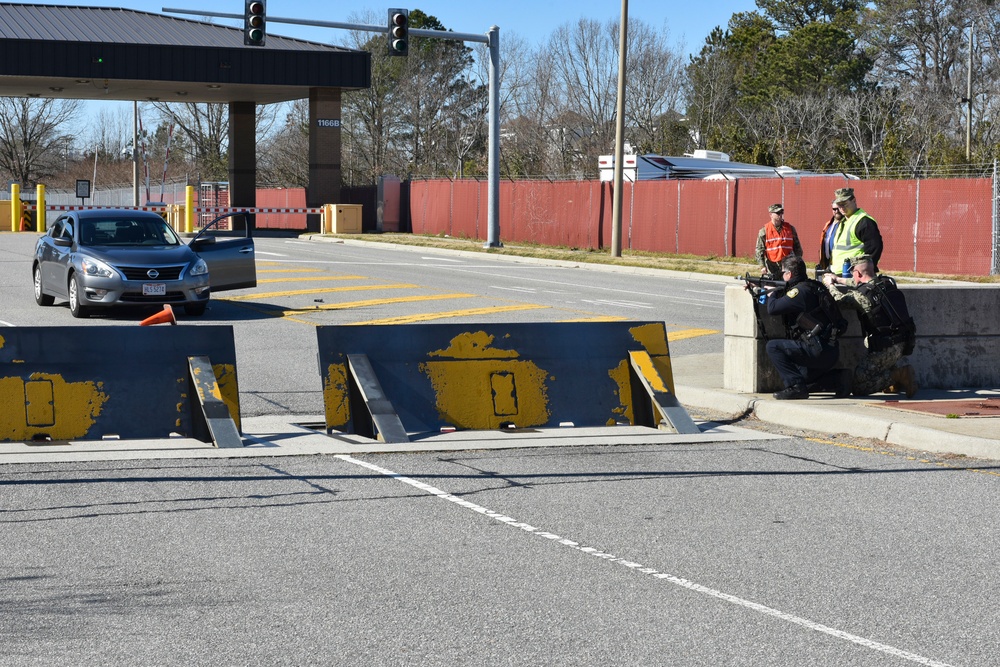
xmin=53 ymin=237 xmax=72 ymax=247
xmin=191 ymin=235 xmax=216 ymax=247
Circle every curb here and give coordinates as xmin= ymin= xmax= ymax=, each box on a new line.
xmin=676 ymin=384 xmax=1000 ymax=459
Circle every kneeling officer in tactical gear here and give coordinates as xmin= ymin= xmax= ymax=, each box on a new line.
xmin=757 ymin=256 xmax=849 ymax=400
xmin=823 ymin=255 xmax=918 ymax=397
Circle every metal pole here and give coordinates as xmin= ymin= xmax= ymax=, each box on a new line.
xmin=485 ymin=26 xmax=502 ymax=248
xmin=967 ymin=22 xmax=974 ymax=161
xmin=133 ymin=100 xmax=139 ymax=207
xmin=610 ymin=0 xmax=628 ymax=258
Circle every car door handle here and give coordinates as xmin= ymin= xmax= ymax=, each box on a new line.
xmin=238 ymin=247 xmax=253 ymax=254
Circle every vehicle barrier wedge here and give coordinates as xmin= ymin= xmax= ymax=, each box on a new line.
xmin=317 ymin=321 xmax=696 ymax=440
xmin=0 ymin=326 xmax=241 ymax=446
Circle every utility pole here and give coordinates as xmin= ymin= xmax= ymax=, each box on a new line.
xmin=610 ymin=0 xmax=628 ymax=258
xmin=966 ymin=21 xmax=974 ymax=161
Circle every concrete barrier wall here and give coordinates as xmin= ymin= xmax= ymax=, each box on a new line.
xmin=724 ymin=284 xmax=1000 ymax=392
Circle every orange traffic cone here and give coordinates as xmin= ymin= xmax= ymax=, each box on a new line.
xmin=140 ymin=304 xmax=177 ymax=326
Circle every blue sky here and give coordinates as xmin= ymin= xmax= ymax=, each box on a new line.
xmin=93 ymin=0 xmax=759 ymax=54
xmin=70 ymin=0 xmax=760 ymax=137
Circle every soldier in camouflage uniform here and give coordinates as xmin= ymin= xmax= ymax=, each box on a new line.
xmin=822 ymin=256 xmax=918 ymax=397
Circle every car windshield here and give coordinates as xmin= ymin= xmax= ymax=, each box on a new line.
xmin=79 ymin=218 xmax=181 ymax=247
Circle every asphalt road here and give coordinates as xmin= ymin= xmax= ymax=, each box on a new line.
xmin=1 ymin=233 xmax=728 ymax=417
xmin=2 ymin=232 xmax=998 ymax=666
xmin=3 ymin=442 xmax=997 ymax=666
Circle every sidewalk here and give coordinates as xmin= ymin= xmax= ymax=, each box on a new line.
xmin=672 ymin=352 xmax=1000 ymax=460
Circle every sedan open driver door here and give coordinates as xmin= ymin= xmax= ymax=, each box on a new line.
xmin=189 ymin=212 xmax=257 ymax=291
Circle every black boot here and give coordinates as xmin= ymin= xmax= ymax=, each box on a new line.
xmin=773 ymin=384 xmax=809 ymax=400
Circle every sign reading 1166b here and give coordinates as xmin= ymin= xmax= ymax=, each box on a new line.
xmin=317 ymin=119 xmax=341 ymax=128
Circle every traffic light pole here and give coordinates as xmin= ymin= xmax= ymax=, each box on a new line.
xmin=163 ymin=7 xmax=503 ymax=248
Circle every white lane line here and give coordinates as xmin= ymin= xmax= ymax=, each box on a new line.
xmin=0 ymin=320 xmax=16 ymax=326
xmin=336 ymin=454 xmax=955 ymax=667
xmin=255 ymin=251 xmax=289 ymax=257
xmin=422 ymin=256 xmax=464 ymax=262
xmin=492 ymin=286 xmax=538 ymax=293
xmin=582 ymin=299 xmax=654 ymax=309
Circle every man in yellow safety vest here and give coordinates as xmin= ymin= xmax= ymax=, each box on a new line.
xmin=830 ymin=187 xmax=883 ymax=277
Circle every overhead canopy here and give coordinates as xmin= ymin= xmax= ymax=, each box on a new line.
xmin=0 ymin=3 xmax=370 ymax=104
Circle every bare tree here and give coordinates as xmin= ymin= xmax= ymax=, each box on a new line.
xmin=148 ymin=101 xmax=277 ymax=182
xmin=624 ymin=19 xmax=687 ymax=154
xmin=0 ymin=97 xmax=81 ymax=186
xmin=258 ymin=99 xmax=309 ymax=187
xmin=547 ymin=18 xmax=619 ymax=167
xmin=498 ymin=37 xmax=565 ymax=176
xmin=770 ymin=93 xmax=840 ymax=168
xmin=836 ymin=87 xmax=909 ymax=176
xmin=84 ymin=106 xmax=132 ymax=161
xmin=342 ymin=9 xmax=409 ymax=183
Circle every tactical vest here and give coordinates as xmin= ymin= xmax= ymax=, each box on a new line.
xmin=857 ymin=276 xmax=916 ymax=352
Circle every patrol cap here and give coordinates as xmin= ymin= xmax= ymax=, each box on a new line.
xmin=768 ymin=203 xmax=784 ymax=213
xmin=850 ymin=255 xmax=873 ymax=268
xmin=834 ymin=187 xmax=855 ymax=203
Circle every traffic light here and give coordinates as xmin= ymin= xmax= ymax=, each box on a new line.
xmin=387 ymin=8 xmax=409 ymax=57
xmin=244 ymin=0 xmax=266 ymax=47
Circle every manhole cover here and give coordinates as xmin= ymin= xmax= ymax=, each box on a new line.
xmin=880 ymin=398 xmax=1000 ymax=418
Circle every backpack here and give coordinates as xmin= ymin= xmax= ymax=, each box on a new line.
xmin=859 ymin=276 xmax=916 ymax=353
xmin=794 ymin=280 xmax=848 ymax=342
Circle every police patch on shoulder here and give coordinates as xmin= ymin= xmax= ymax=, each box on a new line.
xmin=785 ymin=287 xmax=799 ymax=298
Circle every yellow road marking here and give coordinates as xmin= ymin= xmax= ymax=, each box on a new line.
xmin=353 ymin=304 xmax=549 ymax=325
xmin=258 ymin=275 xmax=367 ymax=284
xmin=222 ymin=283 xmax=420 ymax=300
xmin=221 ymin=293 xmax=477 ymax=323
xmin=257 ymin=268 xmax=325 ymax=273
xmin=668 ymin=328 xmax=720 ymax=342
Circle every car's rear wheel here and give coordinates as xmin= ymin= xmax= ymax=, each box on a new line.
xmin=185 ymin=302 xmax=207 ymax=317
xmin=68 ymin=274 xmax=90 ymax=318
xmin=33 ymin=265 xmax=54 ymax=306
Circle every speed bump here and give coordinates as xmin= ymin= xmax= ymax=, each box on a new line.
xmin=0 ymin=326 xmax=242 ymax=447
xmin=317 ymin=321 xmax=697 ymax=442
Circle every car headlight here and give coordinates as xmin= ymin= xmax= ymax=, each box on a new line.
xmin=81 ymin=257 xmax=115 ymax=278
xmin=190 ymin=258 xmax=208 ymax=276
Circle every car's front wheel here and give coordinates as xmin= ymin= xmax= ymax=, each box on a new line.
xmin=33 ymin=265 xmax=54 ymax=306
xmin=68 ymin=274 xmax=90 ymax=318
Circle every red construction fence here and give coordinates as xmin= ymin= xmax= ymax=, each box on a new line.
xmin=408 ymin=177 xmax=998 ymax=276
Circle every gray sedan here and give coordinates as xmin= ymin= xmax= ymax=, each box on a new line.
xmin=32 ymin=209 xmax=256 ymax=318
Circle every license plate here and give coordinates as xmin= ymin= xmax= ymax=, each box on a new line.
xmin=142 ymin=283 xmax=166 ymax=296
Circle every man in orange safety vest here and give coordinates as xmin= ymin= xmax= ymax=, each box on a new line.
xmin=755 ymin=203 xmax=803 ymax=280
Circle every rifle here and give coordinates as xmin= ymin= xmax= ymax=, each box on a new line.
xmin=736 ymin=272 xmax=786 ymax=341
xmin=736 ymin=272 xmax=787 ymax=296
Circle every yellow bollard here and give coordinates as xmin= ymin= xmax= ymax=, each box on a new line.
xmin=185 ymin=185 xmax=195 ymax=233
xmin=35 ymin=183 xmax=46 ymax=232
xmin=10 ymin=183 xmax=19 ymax=232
